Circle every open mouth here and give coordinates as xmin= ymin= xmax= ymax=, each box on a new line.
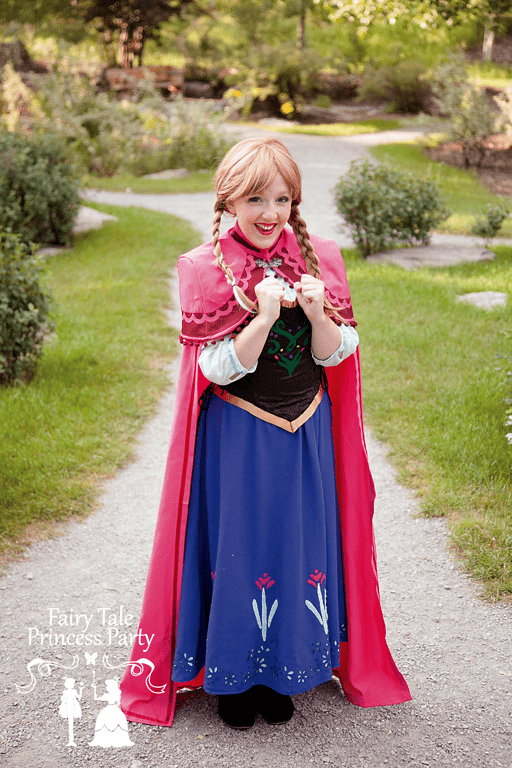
xmin=255 ymin=223 xmax=277 ymax=235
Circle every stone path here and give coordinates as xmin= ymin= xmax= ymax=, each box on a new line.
xmin=1 ymin=127 xmax=511 ymax=768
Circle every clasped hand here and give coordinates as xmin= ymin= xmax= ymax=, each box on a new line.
xmin=255 ymin=274 xmax=325 ymax=325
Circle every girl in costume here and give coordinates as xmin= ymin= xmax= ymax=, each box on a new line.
xmin=120 ymin=138 xmax=411 ymax=730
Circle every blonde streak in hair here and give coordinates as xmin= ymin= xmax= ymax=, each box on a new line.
xmin=211 ymin=203 xmax=258 ymax=314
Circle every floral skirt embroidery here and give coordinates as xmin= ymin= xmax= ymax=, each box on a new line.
xmin=171 ymin=391 xmax=348 ymax=696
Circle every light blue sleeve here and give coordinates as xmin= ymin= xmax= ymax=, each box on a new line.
xmin=199 ymin=337 xmax=258 ymax=386
xmin=311 ymin=325 xmax=359 ymax=367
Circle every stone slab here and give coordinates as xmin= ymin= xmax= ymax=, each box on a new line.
xmin=455 ymin=291 xmax=508 ymax=309
xmin=367 ymin=243 xmax=495 ymax=270
xmin=37 ymin=207 xmax=118 ymax=256
xmin=72 ymin=205 xmax=118 ymax=234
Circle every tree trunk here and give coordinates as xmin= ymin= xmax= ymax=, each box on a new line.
xmin=297 ymin=0 xmax=306 ymax=50
xmin=483 ymin=26 xmax=495 ymax=62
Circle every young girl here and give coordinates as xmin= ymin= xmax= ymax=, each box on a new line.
xmin=120 ymin=137 xmax=411 ymax=729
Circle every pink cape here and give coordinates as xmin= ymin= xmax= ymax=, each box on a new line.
xmin=120 ymin=230 xmax=411 ymax=726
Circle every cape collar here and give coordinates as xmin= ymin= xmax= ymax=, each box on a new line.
xmin=231 ymin=221 xmax=284 ymax=260
xmin=179 ymin=225 xmax=355 ymax=345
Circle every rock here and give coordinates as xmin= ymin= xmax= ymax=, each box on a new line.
xmin=455 ymin=291 xmax=508 ymax=310
xmin=182 ymin=81 xmax=214 ymax=99
xmin=367 ymin=243 xmax=495 ymax=270
xmin=37 ymin=207 xmax=118 ymax=257
xmin=72 ymin=206 xmax=118 ymax=235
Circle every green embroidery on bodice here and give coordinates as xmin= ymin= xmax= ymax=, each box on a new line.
xmin=267 ymin=318 xmax=311 ymax=376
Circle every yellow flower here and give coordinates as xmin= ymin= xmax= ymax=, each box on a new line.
xmin=280 ymin=101 xmax=294 ymax=115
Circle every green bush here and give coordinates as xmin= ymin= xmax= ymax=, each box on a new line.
xmin=358 ymin=61 xmax=431 ymax=114
xmin=0 ymin=131 xmax=80 ymax=246
xmin=431 ymin=53 xmax=497 ymax=167
xmin=334 ymin=159 xmax=450 ymax=257
xmin=134 ymin=96 xmax=235 ymax=173
xmin=0 ymin=231 xmax=54 ymax=386
xmin=34 ymin=63 xmax=234 ymax=176
xmin=470 ymin=204 xmax=510 ymax=244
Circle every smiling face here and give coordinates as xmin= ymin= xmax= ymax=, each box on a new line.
xmin=228 ymin=173 xmax=292 ymax=250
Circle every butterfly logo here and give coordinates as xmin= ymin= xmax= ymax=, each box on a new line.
xmin=85 ymin=652 xmax=98 ymax=666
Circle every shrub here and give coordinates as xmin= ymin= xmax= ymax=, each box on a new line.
xmin=0 ymin=63 xmax=44 ymax=132
xmin=35 ymin=63 xmax=150 ymax=176
xmin=470 ymin=204 xmax=510 ymax=244
xmin=494 ymin=87 xmax=512 ymax=139
xmin=224 ymin=43 xmax=323 ymax=120
xmin=358 ymin=61 xmax=431 ymax=114
xmin=138 ymin=95 xmax=235 ymax=173
xmin=34 ymin=62 xmax=234 ymax=175
xmin=334 ymin=159 xmax=450 ymax=257
xmin=0 ymin=131 xmax=80 ymax=246
xmin=495 ymin=329 xmax=512 ymax=446
xmin=0 ymin=231 xmax=54 ymax=386
xmin=431 ymin=53 xmax=497 ymax=167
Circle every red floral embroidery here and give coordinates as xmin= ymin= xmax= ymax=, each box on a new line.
xmin=256 ymin=573 xmax=275 ymax=591
xmin=307 ymin=569 xmax=326 ymax=587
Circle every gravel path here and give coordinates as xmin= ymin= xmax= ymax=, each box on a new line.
xmin=2 ymin=128 xmax=512 ymax=767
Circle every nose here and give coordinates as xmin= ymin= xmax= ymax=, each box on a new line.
xmin=261 ymin=202 xmax=277 ymax=220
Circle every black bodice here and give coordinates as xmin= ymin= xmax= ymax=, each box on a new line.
xmin=223 ymin=305 xmax=322 ymax=422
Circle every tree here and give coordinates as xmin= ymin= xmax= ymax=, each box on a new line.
xmin=429 ymin=0 xmax=512 ymax=61
xmin=316 ymin=0 xmax=512 ymax=61
xmin=0 ymin=0 xmax=67 ymax=25
xmin=75 ymin=0 xmax=196 ymax=67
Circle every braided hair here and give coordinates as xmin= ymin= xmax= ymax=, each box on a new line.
xmin=212 ymin=137 xmax=347 ymax=322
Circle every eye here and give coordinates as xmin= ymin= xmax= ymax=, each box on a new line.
xmin=247 ymin=196 xmax=262 ymax=203
xmin=277 ymin=196 xmax=290 ymax=203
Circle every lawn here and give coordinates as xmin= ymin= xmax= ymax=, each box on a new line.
xmin=0 ymin=204 xmax=200 ymax=558
xmin=370 ymin=142 xmax=512 ymax=237
xmin=345 ymin=245 xmax=512 ymax=599
xmin=82 ymin=169 xmax=215 ymax=194
xmin=258 ymin=118 xmax=402 ymax=137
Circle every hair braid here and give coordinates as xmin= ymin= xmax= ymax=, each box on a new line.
xmin=212 ymin=202 xmax=257 ymax=313
xmin=289 ymin=204 xmax=349 ymax=326
xmin=289 ymin=204 xmax=321 ymax=279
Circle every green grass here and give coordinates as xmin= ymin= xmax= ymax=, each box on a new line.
xmin=0 ymin=204 xmax=200 ymax=555
xmin=345 ymin=246 xmax=512 ymax=599
xmin=81 ymin=170 xmax=215 ymax=194
xmin=467 ymin=61 xmax=512 ymax=89
xmin=370 ymin=142 xmax=512 ymax=237
xmin=257 ymin=118 xmax=401 ymax=137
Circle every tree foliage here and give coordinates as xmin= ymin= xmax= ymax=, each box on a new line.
xmin=74 ymin=0 xmax=195 ymax=66
xmin=0 ymin=0 xmax=66 ymax=26
xmin=315 ymin=0 xmax=512 ymax=31
xmin=430 ymin=0 xmax=512 ymax=32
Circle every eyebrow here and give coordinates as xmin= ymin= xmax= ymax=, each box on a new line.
xmin=248 ymin=190 xmax=290 ymax=198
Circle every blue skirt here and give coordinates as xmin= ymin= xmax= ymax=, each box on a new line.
xmin=171 ymin=391 xmax=348 ymax=696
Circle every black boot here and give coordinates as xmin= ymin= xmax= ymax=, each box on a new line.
xmin=253 ymin=685 xmax=294 ymax=725
xmin=218 ymin=689 xmax=256 ymax=730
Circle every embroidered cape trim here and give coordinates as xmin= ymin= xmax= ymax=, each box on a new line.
xmin=178 ymin=226 xmax=355 ymax=346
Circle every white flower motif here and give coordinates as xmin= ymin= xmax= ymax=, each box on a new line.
xmin=321 ymin=653 xmax=330 ymax=668
xmin=224 ymin=673 xmax=237 ymax=686
xmin=206 ymin=667 xmax=218 ymax=678
xmin=297 ymin=670 xmax=308 ymax=683
xmin=183 ymin=653 xmax=194 ymax=667
xmin=283 ymin=666 xmax=294 ymax=680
